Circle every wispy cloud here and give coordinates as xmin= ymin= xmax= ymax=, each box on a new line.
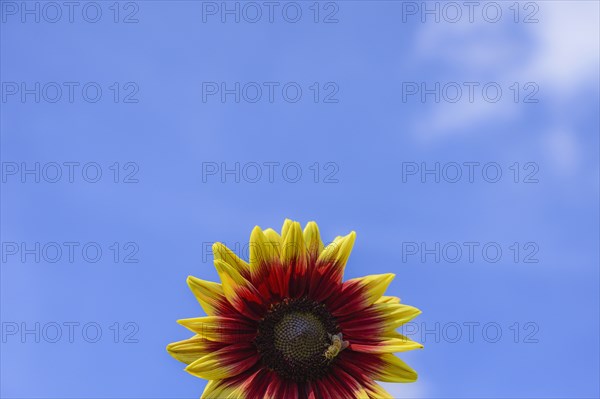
xmin=410 ymin=1 xmax=599 ymax=141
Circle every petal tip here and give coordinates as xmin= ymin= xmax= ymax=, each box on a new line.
xmin=211 ymin=241 xmax=223 ymax=252
xmin=213 ymin=258 xmax=228 ymax=273
xmin=183 ymin=363 xmax=197 ymax=376
xmin=379 ymin=273 xmax=395 ymax=285
xmin=176 ymin=318 xmax=188 ymax=326
xmin=185 ymin=275 xmax=198 ymax=285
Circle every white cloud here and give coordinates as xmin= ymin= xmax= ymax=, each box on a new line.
xmin=410 ymin=1 xmax=599 ymax=143
xmin=523 ymin=2 xmax=600 ymax=93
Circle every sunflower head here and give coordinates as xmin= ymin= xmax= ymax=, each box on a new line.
xmin=167 ymin=220 xmax=422 ymax=398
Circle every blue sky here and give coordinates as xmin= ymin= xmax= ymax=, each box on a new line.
xmin=1 ymin=1 xmax=599 ymax=398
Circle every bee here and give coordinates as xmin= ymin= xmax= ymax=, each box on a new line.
xmin=324 ymin=333 xmax=349 ymax=360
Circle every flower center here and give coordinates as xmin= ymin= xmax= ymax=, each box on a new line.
xmin=274 ymin=312 xmax=328 ymax=361
xmin=255 ymin=297 xmax=339 ymax=381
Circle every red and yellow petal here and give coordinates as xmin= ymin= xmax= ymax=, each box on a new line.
xmin=309 ymin=231 xmax=356 ymax=302
xmin=361 ymin=379 xmax=394 ymax=399
xmin=318 ymin=231 xmax=356 ymax=268
xmin=200 ymin=366 xmax=267 ymax=399
xmin=177 ymin=316 xmax=256 ymax=343
xmin=214 ymin=259 xmax=266 ymax=319
xmin=282 ymin=221 xmax=309 ymax=297
xmin=186 ymin=276 xmax=236 ymax=316
xmin=166 ymin=335 xmax=225 ymax=364
xmin=167 ymin=334 xmax=226 ymax=364
xmin=249 ymin=226 xmax=288 ymax=299
xmin=328 ymin=273 xmax=395 ymax=316
xmin=339 ymin=302 xmax=422 ymax=340
xmin=340 ymin=351 xmax=418 ymax=383
xmin=326 ymin=367 xmax=370 ymax=399
xmin=186 ymin=343 xmax=259 ymax=380
xmin=201 ymin=379 xmax=245 ymax=399
xmin=281 ymin=221 xmax=307 ymax=267
xmin=303 ymin=221 xmax=324 ymax=265
xmin=249 ymin=226 xmax=280 ymax=276
xmin=371 ymin=354 xmax=418 ymax=383
xmin=350 ymin=329 xmax=423 ymax=354
xmin=212 ymin=242 xmax=250 ymax=278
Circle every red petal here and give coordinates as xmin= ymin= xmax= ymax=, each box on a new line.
xmin=241 ymin=368 xmax=273 ymax=398
xmin=308 ymin=260 xmax=343 ymax=303
xmin=263 ymin=374 xmax=302 ymax=399
xmin=316 ymin=373 xmax=352 ymax=399
xmin=301 ymin=380 xmax=321 ymax=399
xmin=326 ymin=275 xmax=394 ymax=317
xmin=212 ymin=297 xmax=239 ymax=317
xmin=288 ymin=257 xmax=309 ymax=299
xmin=336 ymin=305 xmax=389 ymax=340
xmin=281 ymin=222 xmax=309 ymax=298
xmin=336 ymin=350 xmax=383 ymax=378
xmin=251 ymin=257 xmax=290 ymax=303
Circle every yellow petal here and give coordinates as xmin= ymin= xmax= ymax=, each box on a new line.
xmin=263 ymin=228 xmax=282 ymax=258
xmin=280 ymin=218 xmax=294 ymax=238
xmin=351 ymin=330 xmax=423 ymax=354
xmin=201 ymin=371 xmax=262 ymax=399
xmin=376 ymin=296 xmax=401 ymax=304
xmin=186 ymin=276 xmax=225 ymax=315
xmin=177 ymin=316 xmax=252 ymax=342
xmin=373 ymin=354 xmax=418 ymax=383
xmin=349 ymin=273 xmax=395 ymax=305
xmin=249 ymin=226 xmax=278 ymax=276
xmin=281 ymin=221 xmax=307 ymax=266
xmin=317 ymin=231 xmax=356 ymax=271
xmin=303 ymin=221 xmax=324 ymax=261
xmin=388 ymin=338 xmax=423 ymax=352
xmin=363 ymin=381 xmax=394 ymax=399
xmin=202 ymin=380 xmax=244 ymax=399
xmin=385 ymin=329 xmax=423 ymax=347
xmin=186 ymin=344 xmax=258 ymax=380
xmin=263 ymin=228 xmax=281 ymax=244
xmin=215 ymin=259 xmax=247 ymax=292
xmin=356 ymin=387 xmax=369 ymax=399
xmin=382 ymin=303 xmax=422 ymax=330
xmin=213 ymin=242 xmax=249 ymax=275
xmin=166 ymin=335 xmax=221 ymax=364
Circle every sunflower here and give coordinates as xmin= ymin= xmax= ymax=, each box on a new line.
xmin=167 ymin=220 xmax=422 ymax=398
